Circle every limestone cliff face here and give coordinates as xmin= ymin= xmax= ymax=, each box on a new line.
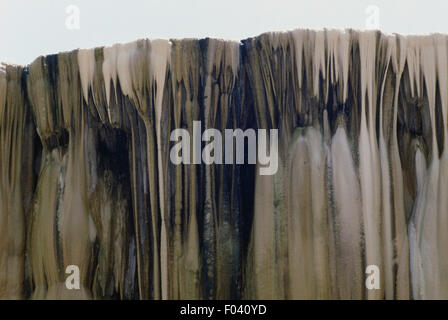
xmin=1 ymin=29 xmax=448 ymax=299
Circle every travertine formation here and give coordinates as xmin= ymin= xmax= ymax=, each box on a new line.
xmin=1 ymin=29 xmax=448 ymax=299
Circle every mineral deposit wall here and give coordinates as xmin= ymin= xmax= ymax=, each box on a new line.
xmin=0 ymin=29 xmax=447 ymax=299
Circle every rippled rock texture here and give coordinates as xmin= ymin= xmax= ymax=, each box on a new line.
xmin=1 ymin=29 xmax=448 ymax=299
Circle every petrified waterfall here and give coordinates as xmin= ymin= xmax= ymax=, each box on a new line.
xmin=1 ymin=29 xmax=448 ymax=299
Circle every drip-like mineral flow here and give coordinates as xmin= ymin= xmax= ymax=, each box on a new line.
xmin=1 ymin=29 xmax=448 ymax=299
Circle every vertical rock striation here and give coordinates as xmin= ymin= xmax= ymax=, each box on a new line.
xmin=1 ymin=29 xmax=448 ymax=299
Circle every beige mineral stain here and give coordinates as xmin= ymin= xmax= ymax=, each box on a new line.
xmin=1 ymin=29 xmax=448 ymax=299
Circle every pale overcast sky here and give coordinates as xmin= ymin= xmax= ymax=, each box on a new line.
xmin=1 ymin=0 xmax=448 ymax=65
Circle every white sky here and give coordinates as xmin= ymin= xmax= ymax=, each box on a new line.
xmin=1 ymin=0 xmax=448 ymax=65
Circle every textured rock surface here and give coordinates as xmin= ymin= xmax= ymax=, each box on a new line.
xmin=1 ymin=29 xmax=448 ymax=299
